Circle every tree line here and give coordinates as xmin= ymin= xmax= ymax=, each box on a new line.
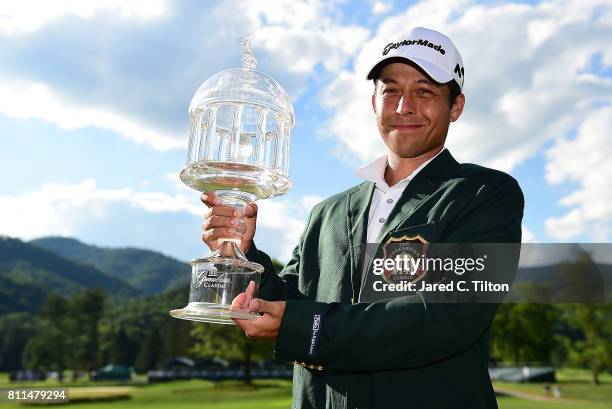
xmin=492 ymin=302 xmax=612 ymax=384
xmin=0 ymin=286 xmax=273 ymax=383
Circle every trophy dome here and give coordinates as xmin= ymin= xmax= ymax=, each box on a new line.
xmin=181 ymin=35 xmax=294 ymax=201
xmin=189 ymin=68 xmax=294 ymax=126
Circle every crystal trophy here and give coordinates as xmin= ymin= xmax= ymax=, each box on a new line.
xmin=169 ymin=36 xmax=295 ymax=325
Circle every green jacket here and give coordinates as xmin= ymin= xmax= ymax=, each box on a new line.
xmin=246 ymin=149 xmax=524 ymax=409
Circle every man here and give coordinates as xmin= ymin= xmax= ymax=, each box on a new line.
xmin=201 ymin=27 xmax=523 ymax=408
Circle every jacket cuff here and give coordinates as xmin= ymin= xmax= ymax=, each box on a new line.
xmin=274 ymin=300 xmax=329 ymax=370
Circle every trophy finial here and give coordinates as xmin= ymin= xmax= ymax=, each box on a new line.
xmin=239 ymin=34 xmax=257 ymax=70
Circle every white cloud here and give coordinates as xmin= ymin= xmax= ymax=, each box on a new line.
xmin=225 ymin=0 xmax=370 ymax=74
xmin=0 ymin=79 xmax=183 ymax=150
xmin=0 ymin=0 xmax=369 ymax=151
xmin=322 ymin=0 xmax=612 ymax=172
xmin=0 ymin=179 xmax=200 ymax=240
xmin=522 ymin=225 xmax=538 ymax=243
xmin=372 ymin=2 xmax=392 ymax=15
xmin=0 ymin=0 xmax=168 ymax=36
xmin=544 ymin=105 xmax=612 ymax=241
xmin=256 ymin=194 xmax=324 ymax=260
xmin=0 ymin=179 xmax=321 ymax=261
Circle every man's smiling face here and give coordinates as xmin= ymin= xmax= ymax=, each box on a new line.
xmin=372 ymin=62 xmax=464 ymax=159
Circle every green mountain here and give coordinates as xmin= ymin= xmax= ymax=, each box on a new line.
xmin=30 ymin=237 xmax=190 ymax=295
xmin=0 ymin=236 xmax=139 ymax=313
xmin=0 ymin=276 xmax=48 ymax=314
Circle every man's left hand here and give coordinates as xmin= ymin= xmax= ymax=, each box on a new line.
xmin=231 ymin=282 xmax=286 ymax=340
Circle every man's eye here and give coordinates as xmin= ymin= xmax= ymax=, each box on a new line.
xmin=382 ymin=89 xmax=398 ymax=95
xmin=417 ymin=89 xmax=434 ymax=96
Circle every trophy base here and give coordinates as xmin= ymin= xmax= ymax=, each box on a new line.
xmin=170 ymin=236 xmax=264 ymax=326
xmin=169 ymin=302 xmax=260 ymax=325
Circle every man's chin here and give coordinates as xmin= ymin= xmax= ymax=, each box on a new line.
xmin=384 ymin=138 xmax=421 ymax=155
xmin=386 ymin=147 xmax=424 ymax=158
xmin=385 ymin=143 xmax=444 ymax=159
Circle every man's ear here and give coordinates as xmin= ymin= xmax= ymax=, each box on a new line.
xmin=372 ymin=94 xmax=376 ymax=114
xmin=450 ymin=94 xmax=465 ymax=122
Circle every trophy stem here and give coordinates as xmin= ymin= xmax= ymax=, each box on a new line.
xmin=216 ymin=190 xmax=256 ymax=210
xmin=215 ymin=238 xmax=248 ymax=260
xmin=215 ymin=189 xmax=255 ymax=249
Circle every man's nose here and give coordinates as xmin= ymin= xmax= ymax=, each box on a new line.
xmin=395 ymin=94 xmax=416 ymax=115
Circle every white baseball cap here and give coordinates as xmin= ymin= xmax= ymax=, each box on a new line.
xmin=366 ymin=27 xmax=465 ymax=92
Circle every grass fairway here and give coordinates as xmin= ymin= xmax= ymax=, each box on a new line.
xmin=496 ymin=368 xmax=612 ymax=409
xmin=0 ymin=369 xmax=610 ymax=408
xmin=497 ymin=395 xmax=611 ymax=409
xmin=0 ymin=379 xmax=293 ymax=409
xmin=124 ymin=380 xmax=293 ymax=409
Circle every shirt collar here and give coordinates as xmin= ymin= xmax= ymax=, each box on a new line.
xmin=355 ymin=147 xmax=447 ymax=192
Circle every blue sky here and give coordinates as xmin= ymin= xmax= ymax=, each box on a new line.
xmin=1 ymin=0 xmax=611 ymax=262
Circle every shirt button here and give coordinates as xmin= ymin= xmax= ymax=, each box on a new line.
xmin=379 ymin=217 xmax=385 ymax=223
xmin=387 ymin=198 xmax=393 ymax=204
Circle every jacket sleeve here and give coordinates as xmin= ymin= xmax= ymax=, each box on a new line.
xmin=272 ymin=176 xmax=524 ymax=372
xmin=244 ymin=211 xmax=315 ymax=302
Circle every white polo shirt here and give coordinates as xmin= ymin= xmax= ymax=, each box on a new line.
xmin=355 ymin=148 xmax=446 ymax=243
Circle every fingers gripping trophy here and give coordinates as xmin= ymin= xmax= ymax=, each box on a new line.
xmin=170 ymin=36 xmax=295 ymax=325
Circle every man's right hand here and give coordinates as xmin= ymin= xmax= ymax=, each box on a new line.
xmin=200 ymin=192 xmax=258 ymax=254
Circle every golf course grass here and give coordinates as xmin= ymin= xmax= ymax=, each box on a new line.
xmin=0 ymin=369 xmax=609 ymax=408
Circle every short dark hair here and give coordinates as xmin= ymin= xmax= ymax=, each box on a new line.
xmin=448 ymin=79 xmax=461 ymax=107
xmin=373 ymin=78 xmax=462 ymax=107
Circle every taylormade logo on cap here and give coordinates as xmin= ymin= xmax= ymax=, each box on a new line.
xmin=382 ymin=39 xmax=446 ymax=56
xmin=366 ymin=27 xmax=465 ymax=93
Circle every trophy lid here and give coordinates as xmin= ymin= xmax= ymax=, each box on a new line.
xmin=189 ymin=35 xmax=295 ymax=126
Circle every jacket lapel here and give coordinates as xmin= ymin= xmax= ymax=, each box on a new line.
xmin=375 ymin=149 xmax=460 ymax=243
xmin=346 ymin=181 xmax=375 ymax=302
